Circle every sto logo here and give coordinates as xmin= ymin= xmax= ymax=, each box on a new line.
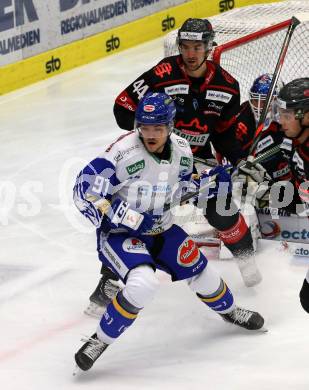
xmin=177 ymin=238 xmax=200 ymax=267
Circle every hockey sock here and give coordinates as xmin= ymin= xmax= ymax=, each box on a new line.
xmin=197 ymin=278 xmax=234 ymax=314
xmin=219 ymin=213 xmax=254 ymax=257
xmin=98 ymin=291 xmax=140 ymax=344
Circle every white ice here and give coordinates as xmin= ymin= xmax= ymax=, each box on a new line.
xmin=0 ymin=37 xmax=308 ymax=390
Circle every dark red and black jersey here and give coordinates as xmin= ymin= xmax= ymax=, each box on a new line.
xmin=256 ymin=123 xmax=291 ymax=182
xmin=114 ymin=55 xmax=243 ymax=164
xmin=233 ymin=101 xmax=255 ymax=154
xmin=281 ymin=138 xmax=309 ymax=209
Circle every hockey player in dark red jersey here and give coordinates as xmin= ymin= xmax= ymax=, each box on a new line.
xmin=276 ymin=78 xmax=309 ymax=314
xmin=85 ymin=19 xmax=262 ymax=317
xmin=114 ymin=18 xmax=244 ymax=165
xmin=235 ymin=78 xmax=309 ymax=313
xmin=277 ymin=78 xmax=309 ymax=204
xmin=239 ymin=77 xmax=309 ymax=213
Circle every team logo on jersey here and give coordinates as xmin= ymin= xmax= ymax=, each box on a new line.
xmin=176 ymin=138 xmax=188 ymax=147
xmin=126 ymin=160 xmax=145 ymax=175
xmin=256 ymin=135 xmax=274 ymax=153
xmin=205 ymin=90 xmax=232 ymax=103
xmin=180 ymin=156 xmax=191 ymax=167
xmin=177 ymin=238 xmax=200 ymax=267
xmin=164 ymin=84 xmax=189 ymax=95
xmin=174 ymin=127 xmax=209 ymax=146
xmin=123 ymin=238 xmax=148 ymax=254
xmin=154 ymin=63 xmax=172 ymax=78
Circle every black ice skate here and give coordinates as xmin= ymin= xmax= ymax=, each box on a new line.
xmin=85 ymin=273 xmax=121 ymax=318
xmin=220 ymin=306 xmax=266 ymax=331
xmin=75 ymin=333 xmax=109 ymax=371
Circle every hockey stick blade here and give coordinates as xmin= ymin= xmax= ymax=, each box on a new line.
xmin=193 ymin=156 xmax=218 ymax=167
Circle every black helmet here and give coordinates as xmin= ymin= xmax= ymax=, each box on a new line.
xmin=177 ymin=18 xmax=215 ymax=51
xmin=277 ymin=78 xmax=309 ymax=118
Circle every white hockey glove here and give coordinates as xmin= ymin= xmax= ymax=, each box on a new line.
xmin=232 ymin=156 xmax=272 ymax=207
xmin=101 ymin=199 xmax=155 ymax=235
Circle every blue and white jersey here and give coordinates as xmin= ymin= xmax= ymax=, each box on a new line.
xmin=73 ymin=131 xmax=193 ymax=234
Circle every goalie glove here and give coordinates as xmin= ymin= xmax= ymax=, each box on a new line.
xmin=232 ymin=156 xmax=272 ymax=207
xmin=101 ymin=199 xmax=155 ymax=235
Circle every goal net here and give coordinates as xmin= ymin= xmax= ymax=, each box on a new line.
xmin=165 ymin=1 xmax=308 ymax=240
xmin=163 ymin=0 xmax=309 ymax=102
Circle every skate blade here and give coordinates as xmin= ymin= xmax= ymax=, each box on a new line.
xmin=244 ymin=325 xmax=268 ymax=333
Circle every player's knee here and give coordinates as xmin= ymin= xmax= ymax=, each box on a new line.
xmin=123 ymin=265 xmax=159 ymax=309
xmin=300 ymin=278 xmax=309 ymax=313
xmin=187 ymin=263 xmax=221 ymax=295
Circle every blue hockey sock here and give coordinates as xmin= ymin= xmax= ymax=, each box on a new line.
xmin=99 ymin=291 xmax=140 ymax=341
xmin=197 ymin=279 xmax=234 ymax=313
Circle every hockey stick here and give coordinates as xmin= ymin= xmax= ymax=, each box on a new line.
xmin=248 ymin=15 xmax=305 ymax=156
xmin=193 ymin=143 xmax=282 ymax=168
xmin=163 ymin=175 xmax=218 ymax=212
xmin=166 ymin=144 xmax=282 ymax=210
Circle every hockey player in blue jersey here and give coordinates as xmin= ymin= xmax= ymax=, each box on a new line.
xmin=73 ymin=93 xmax=265 ymax=371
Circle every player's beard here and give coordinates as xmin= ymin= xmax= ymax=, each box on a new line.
xmin=184 ymin=56 xmax=206 ymax=72
xmin=143 ymin=138 xmax=166 ymax=154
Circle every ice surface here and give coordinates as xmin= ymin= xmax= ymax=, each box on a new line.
xmin=0 ymin=37 xmax=308 ymax=390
